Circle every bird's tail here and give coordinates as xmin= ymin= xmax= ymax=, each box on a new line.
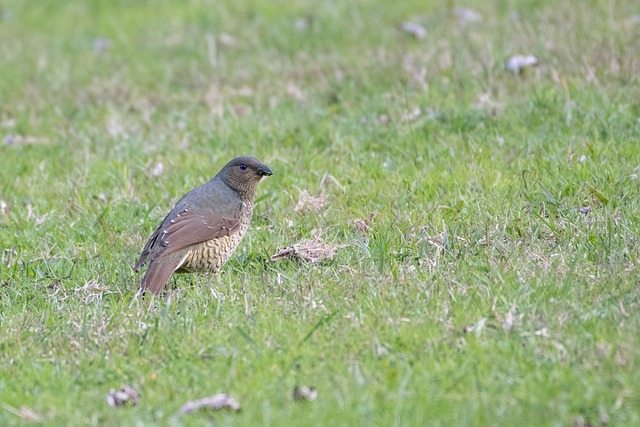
xmin=141 ymin=255 xmax=183 ymax=295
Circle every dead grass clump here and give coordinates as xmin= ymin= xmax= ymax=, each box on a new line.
xmin=271 ymin=236 xmax=339 ymax=263
xmin=294 ymin=190 xmax=325 ymax=214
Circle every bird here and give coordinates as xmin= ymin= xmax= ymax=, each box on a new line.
xmin=134 ymin=156 xmax=272 ymax=294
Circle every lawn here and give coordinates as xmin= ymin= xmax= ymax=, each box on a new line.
xmin=1 ymin=0 xmax=639 ymax=425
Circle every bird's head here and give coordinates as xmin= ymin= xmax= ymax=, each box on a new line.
xmin=219 ymin=156 xmax=272 ymax=198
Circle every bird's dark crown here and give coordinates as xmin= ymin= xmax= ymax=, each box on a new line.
xmin=223 ymin=156 xmax=272 ymax=176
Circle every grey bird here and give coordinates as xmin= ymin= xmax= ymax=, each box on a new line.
xmin=134 ymin=156 xmax=272 ymax=294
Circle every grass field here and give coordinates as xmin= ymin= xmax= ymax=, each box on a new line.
xmin=1 ymin=0 xmax=639 ymax=425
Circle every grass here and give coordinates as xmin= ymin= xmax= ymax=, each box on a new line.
xmin=1 ymin=0 xmax=639 ymax=425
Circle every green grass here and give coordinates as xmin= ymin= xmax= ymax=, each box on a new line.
xmin=1 ymin=0 xmax=639 ymax=425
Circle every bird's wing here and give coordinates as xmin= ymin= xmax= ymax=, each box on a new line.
xmin=134 ymin=226 xmax=162 ymax=271
xmin=153 ymin=209 xmax=241 ymax=259
xmin=136 ymin=210 xmax=239 ymax=295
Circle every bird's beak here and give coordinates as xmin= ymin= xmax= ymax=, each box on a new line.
xmin=256 ymin=164 xmax=273 ymax=177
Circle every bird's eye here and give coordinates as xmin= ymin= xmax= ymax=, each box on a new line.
xmin=239 ymin=164 xmax=248 ymax=171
